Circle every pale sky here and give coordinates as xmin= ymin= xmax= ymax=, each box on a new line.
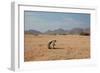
xmin=24 ymin=11 xmax=90 ymax=32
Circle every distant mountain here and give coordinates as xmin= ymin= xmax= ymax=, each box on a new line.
xmin=44 ymin=28 xmax=68 ymax=35
xmin=44 ymin=30 xmax=54 ymax=35
xmin=24 ymin=28 xmax=90 ymax=35
xmin=69 ymin=28 xmax=84 ymax=34
xmin=25 ymin=29 xmax=42 ymax=35
xmin=83 ymin=28 xmax=90 ymax=33
xmin=53 ymin=28 xmax=68 ymax=34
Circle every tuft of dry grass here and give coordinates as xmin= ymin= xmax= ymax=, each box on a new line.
xmin=24 ymin=34 xmax=90 ymax=62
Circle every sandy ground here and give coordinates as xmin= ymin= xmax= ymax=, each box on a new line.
xmin=24 ymin=34 xmax=90 ymax=62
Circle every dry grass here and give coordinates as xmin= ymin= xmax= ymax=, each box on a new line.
xmin=24 ymin=34 xmax=90 ymax=61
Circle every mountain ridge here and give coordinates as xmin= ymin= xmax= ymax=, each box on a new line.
xmin=25 ymin=28 xmax=90 ymax=35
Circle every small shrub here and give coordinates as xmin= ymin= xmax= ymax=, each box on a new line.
xmin=80 ymin=32 xmax=90 ymax=36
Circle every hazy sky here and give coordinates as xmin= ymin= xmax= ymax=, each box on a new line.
xmin=24 ymin=11 xmax=90 ymax=32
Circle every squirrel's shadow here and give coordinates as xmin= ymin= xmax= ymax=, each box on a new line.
xmin=49 ymin=47 xmax=64 ymax=49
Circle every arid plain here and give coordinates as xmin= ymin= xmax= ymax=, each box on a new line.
xmin=24 ymin=34 xmax=90 ymax=62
